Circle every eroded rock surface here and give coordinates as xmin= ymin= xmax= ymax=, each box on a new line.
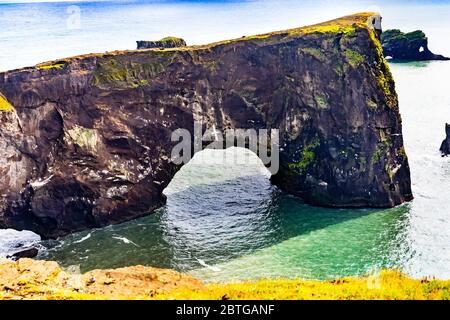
xmin=0 ymin=13 xmax=413 ymax=238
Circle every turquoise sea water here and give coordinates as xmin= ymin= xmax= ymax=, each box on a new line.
xmin=0 ymin=0 xmax=450 ymax=281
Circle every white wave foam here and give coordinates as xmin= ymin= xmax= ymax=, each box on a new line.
xmin=0 ymin=229 xmax=41 ymax=258
xmin=112 ymin=236 xmax=140 ymax=247
xmin=196 ymin=258 xmax=221 ymax=272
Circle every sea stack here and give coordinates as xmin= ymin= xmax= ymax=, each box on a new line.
xmin=137 ymin=37 xmax=186 ymax=50
xmin=381 ymin=29 xmax=450 ymax=61
xmin=0 ymin=13 xmax=413 ymax=238
xmin=440 ymin=123 xmax=450 ymax=156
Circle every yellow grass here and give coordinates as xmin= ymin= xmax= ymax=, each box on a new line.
xmin=36 ymin=63 xmax=65 ymax=70
xmin=159 ymin=270 xmax=450 ymax=300
xmin=2 ymin=270 xmax=448 ymax=300
xmin=0 ymin=94 xmax=13 ymax=111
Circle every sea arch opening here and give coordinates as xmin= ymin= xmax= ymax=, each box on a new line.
xmin=164 ymin=147 xmax=273 ymax=195
xmin=169 ymin=122 xmax=280 ymax=176
xmin=161 ymin=147 xmax=282 ymax=270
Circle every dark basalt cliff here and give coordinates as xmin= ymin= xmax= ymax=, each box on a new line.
xmin=0 ymin=13 xmax=413 ymax=238
xmin=381 ymin=29 xmax=450 ymax=61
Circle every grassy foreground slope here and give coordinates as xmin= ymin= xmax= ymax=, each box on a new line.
xmin=160 ymin=270 xmax=450 ymax=300
xmin=0 ymin=259 xmax=449 ymax=300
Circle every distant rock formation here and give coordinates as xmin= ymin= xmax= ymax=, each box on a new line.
xmin=440 ymin=123 xmax=450 ymax=156
xmin=381 ymin=29 xmax=450 ymax=61
xmin=0 ymin=13 xmax=413 ymax=238
xmin=137 ymin=37 xmax=186 ymax=49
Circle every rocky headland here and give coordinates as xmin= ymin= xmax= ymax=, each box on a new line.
xmin=0 ymin=13 xmax=413 ymax=238
xmin=381 ymin=29 xmax=450 ymax=61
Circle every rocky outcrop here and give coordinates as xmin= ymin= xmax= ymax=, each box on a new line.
xmin=381 ymin=29 xmax=450 ymax=61
xmin=440 ymin=123 xmax=450 ymax=156
xmin=5 ymin=247 xmax=38 ymax=260
xmin=0 ymin=258 xmax=204 ymax=299
xmin=0 ymin=13 xmax=413 ymax=238
xmin=137 ymin=37 xmax=186 ymax=50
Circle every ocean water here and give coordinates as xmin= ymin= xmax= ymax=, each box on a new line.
xmin=1 ymin=0 xmax=450 ymax=71
xmin=0 ymin=0 xmax=450 ymax=281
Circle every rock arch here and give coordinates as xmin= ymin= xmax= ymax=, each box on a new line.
xmin=0 ymin=13 xmax=412 ymax=238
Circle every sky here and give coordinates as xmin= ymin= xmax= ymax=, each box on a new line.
xmin=0 ymin=0 xmax=103 ymax=3
xmin=0 ymin=0 xmax=449 ymax=5
xmin=0 ymin=0 xmax=449 ymax=4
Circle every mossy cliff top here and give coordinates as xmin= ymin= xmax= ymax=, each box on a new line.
xmin=0 ymin=259 xmax=448 ymax=300
xmin=1 ymin=12 xmax=387 ymax=95
xmin=4 ymin=12 xmax=380 ymax=73
xmin=5 ymin=13 xmax=389 ymax=95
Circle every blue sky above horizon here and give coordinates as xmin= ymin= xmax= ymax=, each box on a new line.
xmin=1 ymin=0 xmax=450 ymax=4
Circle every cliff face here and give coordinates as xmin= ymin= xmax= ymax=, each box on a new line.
xmin=0 ymin=13 xmax=413 ymax=238
xmin=381 ymin=29 xmax=450 ymax=61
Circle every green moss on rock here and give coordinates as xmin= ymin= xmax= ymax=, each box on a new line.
xmin=130 ymin=79 xmax=149 ymax=88
xmin=300 ymin=48 xmax=326 ymax=62
xmin=315 ymin=93 xmax=328 ymax=108
xmin=373 ymin=147 xmax=383 ymax=163
xmin=92 ymin=54 xmax=172 ymax=87
xmin=398 ymin=146 xmax=408 ymax=160
xmin=379 ymin=129 xmax=393 ymax=149
xmin=65 ymin=126 xmax=98 ymax=152
xmin=368 ymin=28 xmax=398 ymax=108
xmin=345 ymin=49 xmax=365 ymax=67
xmin=288 ymin=138 xmax=321 ymax=172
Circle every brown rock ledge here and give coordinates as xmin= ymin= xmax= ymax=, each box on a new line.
xmin=0 ymin=258 xmax=204 ymax=299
